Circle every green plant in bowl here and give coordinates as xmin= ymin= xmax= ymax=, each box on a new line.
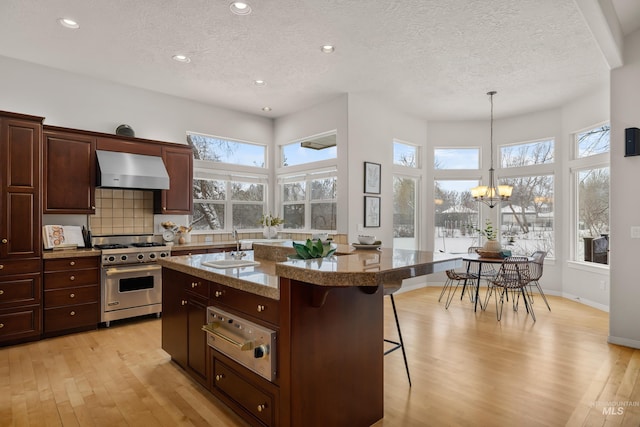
xmin=291 ymin=239 xmax=336 ymax=259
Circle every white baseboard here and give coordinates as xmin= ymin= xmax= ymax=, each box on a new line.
xmin=608 ymin=335 xmax=640 ymax=349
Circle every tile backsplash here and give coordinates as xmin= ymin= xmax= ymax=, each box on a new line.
xmin=89 ymin=189 xmax=155 ymax=235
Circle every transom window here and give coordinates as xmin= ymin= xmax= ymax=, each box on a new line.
xmin=394 ymin=141 xmax=419 ymax=168
xmin=500 ymin=139 xmax=554 ymax=168
xmin=187 ymin=133 xmax=266 ymax=167
xmin=281 ymin=132 xmax=337 ymax=167
xmin=576 ymin=125 xmax=610 ymax=158
xmin=434 ymin=148 xmax=479 ymax=170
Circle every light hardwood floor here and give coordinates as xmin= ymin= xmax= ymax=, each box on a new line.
xmin=1 ymin=287 xmax=639 ymax=426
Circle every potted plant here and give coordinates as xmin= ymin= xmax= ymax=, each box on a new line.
xmin=476 ymin=219 xmax=501 ymax=252
xmin=259 ymin=213 xmax=284 ymax=239
xmin=290 ymin=239 xmax=336 ymax=260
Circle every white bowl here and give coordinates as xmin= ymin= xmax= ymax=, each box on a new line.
xmin=358 ymin=235 xmax=376 ymax=245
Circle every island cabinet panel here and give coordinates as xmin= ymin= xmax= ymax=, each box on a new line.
xmin=43 ymin=129 xmax=96 ymax=214
xmin=154 ymin=145 xmax=193 ymax=215
xmin=0 ymin=112 xmax=44 ymax=346
xmin=278 ymin=278 xmax=384 ymax=427
xmin=43 ymin=257 xmax=99 ymax=336
xmin=161 ymin=268 xmax=209 ymax=386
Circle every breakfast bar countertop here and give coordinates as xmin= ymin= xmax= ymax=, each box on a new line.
xmin=158 ymin=244 xmax=461 ymax=301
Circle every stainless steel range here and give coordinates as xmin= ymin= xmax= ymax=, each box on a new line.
xmin=93 ymin=235 xmax=171 ymax=327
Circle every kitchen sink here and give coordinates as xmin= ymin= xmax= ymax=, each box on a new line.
xmin=202 ymin=259 xmax=261 ymax=269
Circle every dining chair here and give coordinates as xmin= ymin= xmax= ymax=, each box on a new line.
xmin=527 ymin=251 xmax=550 ymax=311
xmin=439 ymin=246 xmax=484 ymax=308
xmin=484 ymin=256 xmax=535 ymax=321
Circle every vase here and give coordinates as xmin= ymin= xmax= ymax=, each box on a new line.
xmin=483 ymin=239 xmax=501 ymax=252
xmin=263 ymin=226 xmax=278 ymax=239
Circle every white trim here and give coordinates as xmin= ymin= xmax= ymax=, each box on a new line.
xmin=607 ymin=336 xmax=640 ymax=350
xmin=567 ymin=260 xmax=609 ymax=274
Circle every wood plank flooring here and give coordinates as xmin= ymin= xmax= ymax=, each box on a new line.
xmin=1 ymin=287 xmax=639 ymax=426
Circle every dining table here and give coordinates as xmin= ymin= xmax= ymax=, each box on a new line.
xmin=461 ymin=252 xmax=508 ymax=312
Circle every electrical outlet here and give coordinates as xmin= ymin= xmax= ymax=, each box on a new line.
xmin=632 ymin=226 xmax=640 ymax=239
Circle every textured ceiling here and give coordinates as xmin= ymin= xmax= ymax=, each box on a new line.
xmin=0 ymin=0 xmax=635 ymax=120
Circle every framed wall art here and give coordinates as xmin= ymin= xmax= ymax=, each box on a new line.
xmin=364 ymin=161 xmax=381 ymax=194
xmin=364 ymin=196 xmax=380 ymax=227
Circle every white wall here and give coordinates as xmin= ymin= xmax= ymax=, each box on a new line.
xmin=0 ymin=56 xmax=272 ymax=146
xmin=610 ymin=28 xmax=640 ymax=348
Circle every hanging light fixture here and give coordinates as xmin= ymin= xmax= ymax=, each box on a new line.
xmin=470 ymin=91 xmax=512 ymax=208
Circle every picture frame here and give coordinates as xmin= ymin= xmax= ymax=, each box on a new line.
xmin=364 ymin=196 xmax=381 ymax=227
xmin=364 ymin=162 xmax=381 ymax=194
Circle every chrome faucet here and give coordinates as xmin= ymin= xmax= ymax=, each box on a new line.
xmin=231 ymin=228 xmax=246 ymax=259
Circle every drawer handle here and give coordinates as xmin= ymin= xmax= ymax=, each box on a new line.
xmin=181 ymin=300 xmax=187 ymax=306
xmin=215 ymin=374 xmax=224 ymax=381
xmin=257 ymin=304 xmax=266 ymax=312
xmin=214 ymin=291 xmax=223 ymax=297
xmin=70 ymin=261 xmax=76 ymax=266
xmin=1 ymin=239 xmax=7 ymax=244
xmin=257 ymin=404 xmax=266 ymax=412
xmin=69 ymin=275 xmax=75 ymax=281
xmin=69 ymin=293 xmax=75 ymax=298
xmin=70 ymin=311 xmax=76 ymax=316
xmin=0 ymin=290 xmax=4 ymax=295
xmin=202 ymin=324 xmax=253 ymax=351
xmin=0 ymin=264 xmax=3 ymax=270
xmin=191 ymin=282 xmax=199 ymax=288
xmin=0 ymin=323 xmax=3 ymax=328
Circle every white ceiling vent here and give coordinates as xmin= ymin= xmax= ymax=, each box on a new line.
xmin=300 ymin=134 xmax=336 ymax=150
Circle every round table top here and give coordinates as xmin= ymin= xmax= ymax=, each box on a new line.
xmin=462 ymin=253 xmax=532 ymax=263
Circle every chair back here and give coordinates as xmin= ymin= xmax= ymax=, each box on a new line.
xmin=494 ymin=256 xmax=531 ymax=289
xmin=529 ymin=251 xmax=547 ymax=281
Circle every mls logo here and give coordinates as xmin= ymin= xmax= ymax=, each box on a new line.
xmin=602 ymin=406 xmax=624 ymax=415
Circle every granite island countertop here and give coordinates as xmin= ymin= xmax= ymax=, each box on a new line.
xmin=159 ymin=245 xmax=461 ymax=301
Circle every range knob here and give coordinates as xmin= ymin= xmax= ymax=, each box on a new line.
xmin=107 ymin=255 xmax=116 ymax=263
xmin=254 ymin=344 xmax=269 ymax=359
xmin=137 ymin=253 xmax=144 ymax=261
xmin=120 ymin=255 xmax=128 ymax=262
xmin=149 ymin=253 xmax=156 ymax=259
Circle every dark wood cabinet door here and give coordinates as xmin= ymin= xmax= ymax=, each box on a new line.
xmin=155 ymin=146 xmax=193 ymax=214
xmin=161 ymin=268 xmax=188 ymax=366
xmin=0 ymin=114 xmax=42 ymax=260
xmin=43 ymin=130 xmax=96 ymax=214
xmin=186 ymin=292 xmax=208 ymax=385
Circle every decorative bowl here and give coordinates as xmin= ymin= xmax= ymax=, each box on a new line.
xmin=357 ymin=235 xmax=376 ymax=245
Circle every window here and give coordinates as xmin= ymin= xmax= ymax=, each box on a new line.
xmin=281 ymin=132 xmax=337 ymax=167
xmin=188 ymin=133 xmax=266 ymax=167
xmin=572 ymin=124 xmax=610 ymax=264
xmin=192 ymin=178 xmax=265 ymax=231
xmin=433 ymin=180 xmax=479 ymax=253
xmin=434 ymin=148 xmax=479 ymax=170
xmin=499 ymin=175 xmax=554 ymax=257
xmin=394 ymin=141 xmax=418 ymax=168
xmin=393 ymin=175 xmax=418 ymax=249
xmin=280 ymin=170 xmax=337 ymax=231
xmin=189 ymin=132 xmax=268 ymax=232
xmin=500 ymin=139 xmax=554 ymax=168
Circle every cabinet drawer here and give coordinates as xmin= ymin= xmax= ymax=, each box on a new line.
xmin=44 ymin=285 xmax=99 ymax=308
xmin=44 ymin=269 xmax=99 ymax=289
xmin=213 ymin=358 xmax=274 ymax=427
xmin=44 ymin=302 xmax=98 ymax=333
xmin=0 ymin=306 xmax=41 ymax=342
xmin=211 ymin=285 xmax=279 ymax=325
xmin=0 ymin=274 xmax=41 ymax=307
xmin=0 ymin=259 xmax=41 ymax=276
xmin=44 ymin=257 xmax=98 ymax=272
xmin=185 ymin=276 xmax=209 ymax=298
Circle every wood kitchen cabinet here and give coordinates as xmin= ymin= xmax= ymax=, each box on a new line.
xmin=43 ymin=127 xmax=96 ymax=214
xmin=0 ymin=111 xmax=44 ymax=345
xmin=161 ymin=268 xmax=209 ymax=386
xmin=154 ymin=145 xmax=193 ymax=215
xmin=43 ymin=257 xmax=100 ymax=336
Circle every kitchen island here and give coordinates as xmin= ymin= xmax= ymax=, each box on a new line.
xmin=159 ymin=246 xmax=460 ymax=427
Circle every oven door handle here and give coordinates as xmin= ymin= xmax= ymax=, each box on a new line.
xmin=105 ymin=265 xmax=162 ymax=275
xmin=202 ymin=323 xmax=254 ymax=351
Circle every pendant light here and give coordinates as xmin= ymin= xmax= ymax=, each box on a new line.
xmin=470 ymin=91 xmax=512 ymax=208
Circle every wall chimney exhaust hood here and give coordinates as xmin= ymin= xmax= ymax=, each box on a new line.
xmin=96 ymin=150 xmax=170 ymax=190
xmin=300 ymin=134 xmax=336 ymax=150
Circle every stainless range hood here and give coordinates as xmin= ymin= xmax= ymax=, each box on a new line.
xmin=96 ymin=150 xmax=170 ymax=190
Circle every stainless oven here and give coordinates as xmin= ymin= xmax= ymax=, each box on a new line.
xmin=101 ymin=263 xmax=163 ymax=326
xmin=203 ymin=306 xmax=277 ymax=382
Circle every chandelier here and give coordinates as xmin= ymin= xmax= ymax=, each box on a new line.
xmin=470 ymin=91 xmax=512 ymax=208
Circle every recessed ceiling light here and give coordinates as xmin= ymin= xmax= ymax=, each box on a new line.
xmin=58 ymin=18 xmax=79 ymax=29
xmin=262 ymin=107 xmax=272 ymax=112
xmin=320 ymin=45 xmax=335 ymax=54
xmin=230 ymin=2 xmax=252 ymax=15
xmin=172 ymin=54 xmax=191 ymax=63
xmin=254 ymin=80 xmax=266 ymax=86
